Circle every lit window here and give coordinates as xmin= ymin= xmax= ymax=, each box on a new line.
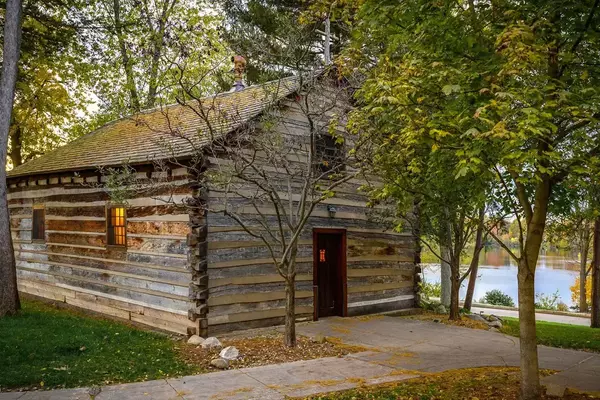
xmin=319 ymin=249 xmax=326 ymax=262
xmin=107 ymin=206 xmax=126 ymax=246
xmin=32 ymin=206 xmax=45 ymax=241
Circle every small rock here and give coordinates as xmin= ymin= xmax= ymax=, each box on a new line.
xmin=219 ymin=346 xmax=240 ymax=361
xmin=489 ymin=327 xmax=500 ymax=333
xmin=433 ymin=319 xmax=441 ymax=323
xmin=487 ymin=314 xmax=500 ymax=322
xmin=201 ymin=337 xmax=222 ymax=349
xmin=465 ymin=314 xmax=487 ymax=323
xmin=210 ymin=358 xmax=229 ymax=369
xmin=187 ymin=335 xmax=205 ymax=345
xmin=88 ymin=386 xmax=102 ymax=400
xmin=488 ymin=320 xmax=503 ymax=329
xmin=313 ymin=334 xmax=326 ymax=343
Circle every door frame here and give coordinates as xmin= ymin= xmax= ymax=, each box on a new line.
xmin=312 ymin=228 xmax=347 ymax=320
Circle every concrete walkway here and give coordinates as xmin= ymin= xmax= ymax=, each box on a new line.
xmin=471 ymin=306 xmax=591 ymax=326
xmin=1 ymin=316 xmax=598 ymax=399
xmin=297 ymin=316 xmax=600 ymax=395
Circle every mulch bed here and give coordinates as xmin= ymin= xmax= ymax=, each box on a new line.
xmin=176 ymin=333 xmax=361 ymax=371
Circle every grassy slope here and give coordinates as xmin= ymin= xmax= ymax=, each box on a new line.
xmin=0 ymin=300 xmax=196 ymax=390
xmin=501 ymin=317 xmax=600 ymax=352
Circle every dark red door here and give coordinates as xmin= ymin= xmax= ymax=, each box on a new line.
xmin=314 ymin=231 xmax=345 ymax=318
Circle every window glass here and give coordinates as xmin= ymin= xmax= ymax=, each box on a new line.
xmin=32 ymin=207 xmax=45 ymax=241
xmin=316 ymin=134 xmax=344 ymax=173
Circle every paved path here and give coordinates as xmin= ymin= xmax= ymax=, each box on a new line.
xmin=471 ymin=306 xmax=591 ymax=326
xmin=1 ymin=316 xmax=598 ymax=399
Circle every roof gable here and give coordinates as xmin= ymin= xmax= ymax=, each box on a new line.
xmin=8 ymin=76 xmax=300 ymax=178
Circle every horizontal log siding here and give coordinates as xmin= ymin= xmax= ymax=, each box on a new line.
xmin=206 ymin=210 xmax=416 ymax=330
xmin=206 ymin=104 xmax=418 ymax=331
xmin=346 ymin=230 xmax=416 ymax=315
xmin=8 ymin=175 xmax=196 ymax=334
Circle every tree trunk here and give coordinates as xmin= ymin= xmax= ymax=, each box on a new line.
xmin=464 ymin=206 xmax=485 ymax=311
xmin=591 ymin=218 xmax=600 ymax=328
xmin=284 ymin=244 xmax=298 ymax=347
xmin=284 ymin=277 xmax=296 ymax=347
xmin=113 ymin=0 xmax=140 ymax=111
xmin=440 ymin=245 xmax=452 ymax=307
xmin=517 ymin=257 xmax=540 ymax=400
xmin=449 ymin=259 xmax=461 ymax=320
xmin=145 ymin=0 xmax=174 ymax=108
xmin=8 ymin=125 xmax=22 ymax=167
xmin=580 ymin=227 xmax=590 ymax=312
xmin=146 ymin=36 xmax=162 ymax=108
xmin=0 ymin=0 xmax=23 ymax=317
xmin=517 ymin=189 xmax=549 ymax=400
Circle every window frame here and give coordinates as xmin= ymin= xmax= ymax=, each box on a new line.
xmin=106 ymin=204 xmax=127 ymax=248
xmin=315 ymin=133 xmax=345 ymax=175
xmin=31 ymin=205 xmax=45 ymax=242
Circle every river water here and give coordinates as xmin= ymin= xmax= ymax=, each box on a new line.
xmin=422 ymin=248 xmax=580 ymax=307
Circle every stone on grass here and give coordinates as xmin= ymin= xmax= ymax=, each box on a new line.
xmin=187 ymin=335 xmax=205 ymax=345
xmin=487 ymin=314 xmax=501 ymax=322
xmin=210 ymin=358 xmax=229 ymax=369
xmin=219 ymin=346 xmax=240 ymax=361
xmin=201 ymin=337 xmax=222 ymax=349
xmin=465 ymin=314 xmax=487 ymax=323
xmin=487 ymin=320 xmax=503 ymax=329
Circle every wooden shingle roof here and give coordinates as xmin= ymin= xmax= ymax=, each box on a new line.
xmin=8 ymin=76 xmax=300 ymax=178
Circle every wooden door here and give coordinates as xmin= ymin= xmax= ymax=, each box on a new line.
xmin=314 ymin=229 xmax=346 ymax=318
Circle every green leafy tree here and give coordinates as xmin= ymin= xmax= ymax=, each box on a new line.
xmin=86 ymin=0 xmax=230 ymax=116
xmin=546 ymin=180 xmax=596 ymax=312
xmin=6 ymin=0 xmax=96 ymax=167
xmin=345 ymin=0 xmax=600 ymax=398
xmin=9 ymin=63 xmax=92 ymax=168
xmin=356 ymin=131 xmax=491 ymax=320
xmin=219 ymin=0 xmax=351 ymax=83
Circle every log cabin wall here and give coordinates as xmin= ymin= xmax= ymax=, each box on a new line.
xmin=205 ymin=94 xmax=418 ymax=334
xmin=206 ymin=188 xmax=417 ymax=333
xmin=7 ymin=167 xmax=199 ymax=335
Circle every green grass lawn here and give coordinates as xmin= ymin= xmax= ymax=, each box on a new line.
xmin=501 ymin=317 xmax=600 ymax=352
xmin=0 ymin=300 xmax=196 ymax=391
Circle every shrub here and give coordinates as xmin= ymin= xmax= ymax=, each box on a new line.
xmin=535 ymin=290 xmax=561 ymax=311
xmin=570 ymin=276 xmax=591 ymax=311
xmin=557 ymin=302 xmax=569 ymax=312
xmin=419 ymin=300 xmax=447 ymax=314
xmin=419 ymin=280 xmax=442 ymax=299
xmin=480 ymin=289 xmax=515 ymax=307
